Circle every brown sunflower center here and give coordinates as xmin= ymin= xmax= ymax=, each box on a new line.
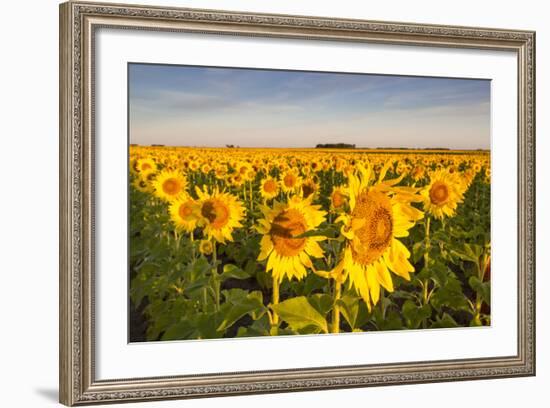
xmin=351 ymin=191 xmax=393 ymax=266
xmin=141 ymin=163 xmax=152 ymax=171
xmin=201 ymin=199 xmax=230 ymax=229
xmin=429 ymin=182 xmax=450 ymax=205
xmin=283 ymin=174 xmax=296 ymax=188
xmin=263 ymin=179 xmax=277 ymax=194
xmin=178 ymin=202 xmax=194 ymax=219
xmin=270 ymin=209 xmax=308 ymax=257
xmin=162 ymin=178 xmax=182 ymax=196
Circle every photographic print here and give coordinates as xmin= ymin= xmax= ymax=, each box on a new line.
xmin=128 ymin=64 xmax=491 ymax=342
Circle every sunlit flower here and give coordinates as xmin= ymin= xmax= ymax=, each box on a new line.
xmin=330 ymin=186 xmax=348 ymax=212
xmin=152 ymin=170 xmax=187 ymax=202
xmin=199 ymin=239 xmax=214 ymax=256
xmin=421 ymin=169 xmax=466 ymax=219
xmin=169 ymin=195 xmax=199 ymax=233
xmin=256 ymin=196 xmax=327 ymax=282
xmin=135 ymin=157 xmax=157 ymax=176
xmin=335 ymin=163 xmax=424 ymax=310
xmin=279 ymin=169 xmax=302 ymax=193
xmin=196 ymin=187 xmax=245 ymax=243
xmin=259 ymin=177 xmax=279 ymax=200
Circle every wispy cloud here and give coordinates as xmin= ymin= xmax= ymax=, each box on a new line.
xmin=129 ymin=64 xmax=490 ymax=149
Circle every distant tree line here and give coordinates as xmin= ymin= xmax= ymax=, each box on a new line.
xmin=315 ymin=143 xmax=356 ymax=149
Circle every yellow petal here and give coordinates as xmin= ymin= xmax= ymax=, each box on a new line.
xmin=266 ymin=252 xmax=277 ymax=272
xmin=305 ymin=240 xmax=324 ymax=258
xmin=299 ymin=251 xmax=313 ymax=269
xmin=293 ymin=256 xmax=307 ymax=280
xmin=375 ymin=260 xmax=394 ymax=292
xmin=378 ymin=160 xmax=392 ymax=183
xmin=366 ymin=265 xmax=380 ymax=305
xmin=384 ymin=239 xmax=414 ymax=280
xmin=257 ymin=235 xmax=274 ymax=261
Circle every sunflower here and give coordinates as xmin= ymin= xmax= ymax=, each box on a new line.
xmin=199 ymin=239 xmax=214 ymax=256
xmin=195 ymin=187 xmax=245 ymax=243
xmin=236 ymin=161 xmax=252 ymax=177
xmin=132 ymin=174 xmax=154 ymax=194
xmin=330 ymin=186 xmax=348 ymax=212
xmin=214 ymin=165 xmax=228 ymax=179
xmin=169 ymin=195 xmax=199 ymax=233
xmin=300 ymin=177 xmax=320 ymax=200
xmin=152 ymin=170 xmax=187 ymax=202
xmin=484 ymin=167 xmax=491 ymax=184
xmin=279 ymin=169 xmax=302 ymax=193
xmin=256 ymin=196 xmax=327 ymax=283
xmin=411 ymin=165 xmax=425 ymax=182
xmin=259 ymin=177 xmax=279 ymax=200
xmin=421 ymin=169 xmax=466 ymax=219
xmin=335 ymin=163 xmax=424 ymax=310
xmin=200 ymin=163 xmax=212 ymax=174
xmin=135 ymin=157 xmax=157 ymax=176
xmin=227 ymin=173 xmax=245 ymax=188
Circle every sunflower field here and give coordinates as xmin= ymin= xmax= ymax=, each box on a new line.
xmin=129 ymin=146 xmax=491 ymax=341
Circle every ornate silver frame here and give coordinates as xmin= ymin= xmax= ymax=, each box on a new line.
xmin=59 ymin=1 xmax=536 ymax=405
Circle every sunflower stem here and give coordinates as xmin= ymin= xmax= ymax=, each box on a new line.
xmin=331 ymin=279 xmax=342 ymax=334
xmin=190 ymin=231 xmax=195 ymax=260
xmin=174 ymin=229 xmax=180 ymax=251
xmin=249 ymin=181 xmax=254 ymax=213
xmin=422 ymin=217 xmax=431 ymax=329
xmin=474 ymin=250 xmax=490 ymax=325
xmin=271 ymin=275 xmax=280 ymax=335
xmin=212 ymin=242 xmax=220 ymax=311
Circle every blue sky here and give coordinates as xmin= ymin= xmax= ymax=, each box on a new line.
xmin=129 ymin=63 xmax=490 ymax=149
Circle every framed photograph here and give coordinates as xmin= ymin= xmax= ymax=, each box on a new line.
xmin=59 ymin=1 xmax=536 ymax=405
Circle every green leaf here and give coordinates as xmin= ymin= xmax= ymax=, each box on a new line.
xmin=293 ymin=227 xmax=336 ymax=239
xmin=402 ymin=300 xmax=432 ymax=329
xmin=430 ymin=261 xmax=451 ymax=287
xmin=217 ymin=290 xmax=266 ymax=332
xmin=302 ymin=273 xmax=327 ymax=295
xmin=378 ymin=310 xmax=404 ymax=331
xmin=221 ymin=288 xmax=248 ymax=303
xmin=340 ymin=295 xmax=370 ymax=330
xmin=450 ymin=243 xmax=482 ymax=264
xmin=188 ymin=258 xmax=211 ymax=281
xmin=244 ymin=259 xmax=257 ymax=277
xmin=430 ymin=313 xmax=459 ymax=329
xmin=390 ymin=290 xmax=416 ymax=301
xmin=183 ymin=277 xmax=210 ymax=295
xmin=412 ymin=241 xmax=425 ymax=264
xmin=221 ymin=264 xmax=252 ymax=280
xmin=308 ymin=294 xmax=333 ymax=316
xmin=236 ymin=315 xmax=271 ymax=337
xmin=429 ymin=277 xmax=470 ymax=312
xmin=271 ymin=296 xmax=329 ymax=334
xmin=194 ymin=313 xmax=225 ymax=339
xmin=161 ymin=320 xmax=195 ymax=341
xmin=337 ymin=295 xmax=359 ymax=329
xmin=469 ymin=276 xmax=491 ymax=304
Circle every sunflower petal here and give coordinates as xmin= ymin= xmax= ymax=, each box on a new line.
xmin=366 ymin=265 xmax=381 ymax=305
xmin=257 ymin=235 xmax=274 ymax=261
xmin=375 ymin=260 xmax=394 ymax=292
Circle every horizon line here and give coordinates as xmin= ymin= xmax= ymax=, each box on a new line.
xmin=129 ymin=143 xmax=490 ymax=152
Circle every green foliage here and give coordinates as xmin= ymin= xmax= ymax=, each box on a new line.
xmin=271 ymin=296 xmax=329 ymax=334
xmin=129 ymin=160 xmax=491 ymax=341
